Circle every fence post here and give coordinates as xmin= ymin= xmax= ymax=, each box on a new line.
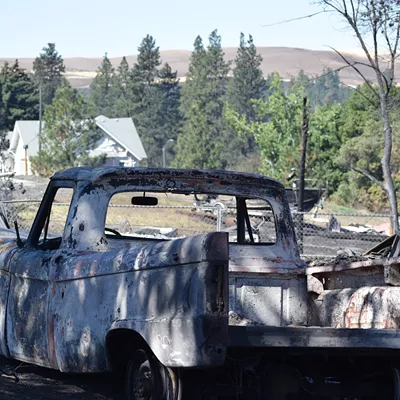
xmin=216 ymin=207 xmax=222 ymax=232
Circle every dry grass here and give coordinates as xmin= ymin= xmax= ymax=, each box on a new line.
xmin=4 ymin=47 xmax=397 ymax=88
xmin=106 ymin=207 xmax=216 ymax=236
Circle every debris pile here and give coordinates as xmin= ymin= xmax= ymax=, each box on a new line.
xmin=305 ymin=234 xmax=400 ymax=267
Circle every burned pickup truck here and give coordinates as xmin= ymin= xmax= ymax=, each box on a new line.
xmin=0 ymin=167 xmax=400 ymax=399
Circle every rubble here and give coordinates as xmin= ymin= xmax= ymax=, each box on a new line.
xmin=305 ymin=233 xmax=400 ymax=267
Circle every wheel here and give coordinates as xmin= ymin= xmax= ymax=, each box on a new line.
xmin=125 ymin=348 xmax=181 ymax=400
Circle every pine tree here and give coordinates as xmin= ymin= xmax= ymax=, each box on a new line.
xmin=113 ymin=56 xmax=134 ymax=117
xmin=32 ymin=43 xmax=65 ymax=107
xmin=175 ymin=31 xmax=230 ymax=169
xmin=132 ymin=35 xmax=161 ymax=84
xmin=228 ymin=34 xmax=265 ymax=120
xmin=158 ymin=63 xmax=181 ymax=164
xmin=225 ymin=33 xmax=266 ymax=164
xmin=128 ymin=35 xmax=172 ymax=166
xmin=0 ymin=60 xmax=38 ymax=132
xmin=89 ymin=53 xmax=116 ymax=117
xmin=31 ymin=80 xmax=104 ymax=176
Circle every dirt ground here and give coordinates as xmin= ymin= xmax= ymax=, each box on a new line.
xmin=0 ymin=357 xmax=124 ymax=399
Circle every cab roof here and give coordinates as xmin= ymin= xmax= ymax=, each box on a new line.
xmin=50 ymin=166 xmax=284 ymax=191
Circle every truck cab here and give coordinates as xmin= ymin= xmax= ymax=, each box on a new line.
xmin=0 ymin=167 xmax=399 ymax=399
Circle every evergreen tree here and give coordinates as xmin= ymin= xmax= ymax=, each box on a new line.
xmin=228 ymin=33 xmax=265 ymax=121
xmin=32 ymin=43 xmax=65 ymax=107
xmin=158 ymin=62 xmax=181 ymax=164
xmin=31 ymin=80 xmax=104 ymax=176
xmin=304 ymin=68 xmax=351 ymax=108
xmin=89 ymin=53 xmax=116 ymax=117
xmin=0 ymin=60 xmax=38 ymax=132
xmin=175 ymin=30 xmax=230 ymax=169
xmin=128 ymin=35 xmax=182 ymax=166
xmin=132 ymin=35 xmax=161 ymax=84
xmin=225 ymin=33 xmax=266 ymax=165
xmin=113 ymin=56 xmax=134 ymax=117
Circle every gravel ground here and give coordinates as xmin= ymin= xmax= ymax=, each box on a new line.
xmin=0 ymin=357 xmax=124 ymax=400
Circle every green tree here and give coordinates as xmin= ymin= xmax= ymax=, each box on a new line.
xmin=319 ymin=0 xmax=400 ymax=232
xmin=132 ymin=35 xmax=161 ymax=85
xmin=225 ymin=33 xmax=266 ymax=167
xmin=308 ymin=102 xmax=346 ymax=192
xmin=228 ymin=33 xmax=265 ymax=121
xmin=113 ymin=56 xmax=134 ymax=117
xmin=332 ymin=84 xmax=397 ymax=211
xmin=307 ymin=68 xmax=351 ymax=108
xmin=129 ymin=35 xmax=163 ymax=165
xmin=31 ymin=81 xmax=103 ymax=176
xmin=175 ymin=30 xmax=230 ymax=169
xmin=89 ymin=53 xmax=116 ymax=117
xmin=32 ymin=43 xmax=65 ymax=107
xmin=158 ymin=63 xmax=181 ymax=163
xmin=0 ymin=60 xmax=38 ymax=132
xmin=226 ymin=72 xmax=305 ymax=180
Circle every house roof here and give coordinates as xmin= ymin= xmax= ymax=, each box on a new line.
xmin=95 ymin=116 xmax=147 ymax=160
xmin=10 ymin=121 xmax=42 ymax=157
xmin=9 ymin=116 xmax=146 ymax=161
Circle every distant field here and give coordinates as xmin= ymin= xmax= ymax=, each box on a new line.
xmin=3 ymin=47 xmax=398 ymax=88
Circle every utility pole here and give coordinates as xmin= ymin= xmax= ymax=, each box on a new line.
xmin=38 ymin=84 xmax=42 ymax=152
xmin=297 ymin=96 xmax=309 ymax=254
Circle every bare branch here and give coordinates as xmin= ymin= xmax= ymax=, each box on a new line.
xmin=352 ymin=167 xmax=386 ymax=191
xmin=261 ymin=10 xmax=331 ymax=27
xmin=328 ymin=46 xmax=379 ymax=98
xmin=340 ymin=82 xmax=378 ymax=108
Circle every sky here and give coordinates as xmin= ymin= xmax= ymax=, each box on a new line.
xmin=1 ymin=0 xmax=362 ymax=58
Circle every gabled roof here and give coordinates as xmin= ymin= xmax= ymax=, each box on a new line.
xmin=10 ymin=121 xmax=42 ymax=157
xmin=95 ymin=116 xmax=147 ymax=160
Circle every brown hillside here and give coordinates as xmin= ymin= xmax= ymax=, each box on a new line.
xmin=1 ymin=47 xmax=397 ymax=88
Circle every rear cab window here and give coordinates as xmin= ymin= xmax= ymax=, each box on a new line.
xmin=105 ymin=191 xmax=276 ymax=244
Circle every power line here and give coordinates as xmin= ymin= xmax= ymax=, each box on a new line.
xmin=261 ymin=10 xmax=331 ymax=28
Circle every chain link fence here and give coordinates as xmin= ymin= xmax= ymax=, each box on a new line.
xmin=0 ymin=198 xmax=392 ymax=258
xmin=291 ymin=211 xmax=390 ymax=257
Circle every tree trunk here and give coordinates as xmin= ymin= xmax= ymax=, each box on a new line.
xmin=380 ymin=94 xmax=399 ymax=233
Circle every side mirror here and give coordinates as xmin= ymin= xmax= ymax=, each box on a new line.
xmin=131 ymin=196 xmax=158 ymax=206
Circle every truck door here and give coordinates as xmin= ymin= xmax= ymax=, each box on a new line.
xmin=6 ymin=185 xmax=73 ymax=368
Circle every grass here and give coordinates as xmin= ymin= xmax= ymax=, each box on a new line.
xmin=106 ymin=207 xmax=217 ymax=236
xmin=308 ymin=200 xmax=391 ymax=229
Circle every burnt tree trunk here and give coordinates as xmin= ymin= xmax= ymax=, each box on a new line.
xmin=379 ymin=92 xmax=399 ymax=233
xmin=296 ymin=96 xmax=309 ymax=254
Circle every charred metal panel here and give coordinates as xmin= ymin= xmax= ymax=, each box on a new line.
xmin=50 ymin=232 xmax=228 ymax=372
xmin=229 ymin=275 xmax=308 ymax=327
xmin=59 ymin=168 xmax=300 ymax=261
xmin=229 ymin=325 xmax=400 ymax=349
xmin=56 ymin=167 xmax=307 ymax=331
xmin=0 ymin=240 xmax=18 ymax=357
xmin=228 ymin=245 xmax=308 ymax=327
xmin=7 ymin=249 xmax=52 ymax=367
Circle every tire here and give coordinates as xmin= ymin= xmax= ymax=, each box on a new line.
xmin=125 ymin=348 xmax=181 ymax=400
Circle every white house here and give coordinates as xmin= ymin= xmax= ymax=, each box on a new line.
xmin=6 ymin=115 xmax=147 ymax=175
